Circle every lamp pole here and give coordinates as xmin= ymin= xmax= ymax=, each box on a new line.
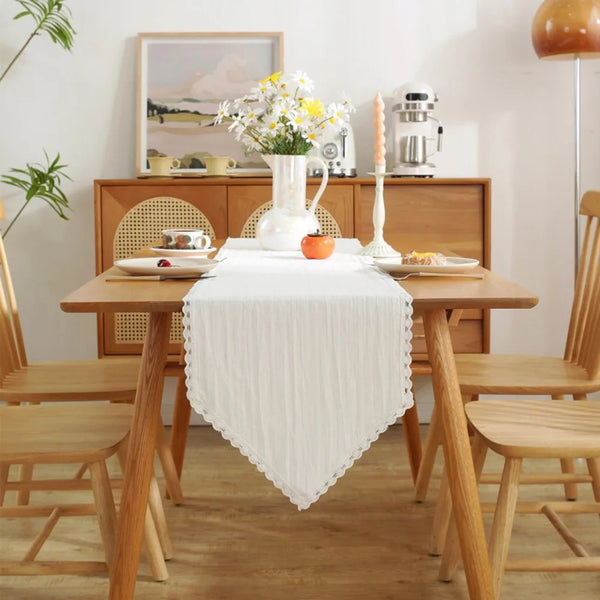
xmin=532 ymin=0 xmax=600 ymax=284
xmin=573 ymin=57 xmax=582 ymax=282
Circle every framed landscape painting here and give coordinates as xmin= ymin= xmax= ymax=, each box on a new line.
xmin=136 ymin=32 xmax=283 ymax=176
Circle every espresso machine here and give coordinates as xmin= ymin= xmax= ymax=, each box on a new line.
xmin=391 ymin=82 xmax=443 ymax=177
xmin=308 ymin=124 xmax=357 ymax=177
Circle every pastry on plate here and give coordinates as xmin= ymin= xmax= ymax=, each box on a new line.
xmin=402 ymin=251 xmax=447 ymax=266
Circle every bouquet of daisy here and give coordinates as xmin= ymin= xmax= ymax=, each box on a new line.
xmin=214 ymin=71 xmax=354 ymax=156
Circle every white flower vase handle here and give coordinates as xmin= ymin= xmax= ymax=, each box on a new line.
xmin=306 ymin=157 xmax=329 ymax=216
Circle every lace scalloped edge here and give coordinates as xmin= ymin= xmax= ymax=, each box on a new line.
xmin=187 ymin=396 xmax=413 ymax=511
xmin=182 ymin=288 xmax=415 ymax=511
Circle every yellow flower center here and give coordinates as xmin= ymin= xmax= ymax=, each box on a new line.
xmin=262 ymin=71 xmax=282 ymax=85
xmin=300 ymin=97 xmax=324 ymax=118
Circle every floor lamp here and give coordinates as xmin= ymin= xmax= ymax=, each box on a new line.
xmin=531 ymin=0 xmax=600 ymax=280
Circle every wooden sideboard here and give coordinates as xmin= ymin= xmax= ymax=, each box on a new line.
xmin=94 ymin=177 xmax=491 ymax=359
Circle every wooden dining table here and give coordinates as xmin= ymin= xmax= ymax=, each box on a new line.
xmin=60 ymin=248 xmax=537 ymax=600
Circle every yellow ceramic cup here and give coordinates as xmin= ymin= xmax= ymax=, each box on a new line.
xmin=148 ymin=156 xmax=181 ymax=176
xmin=204 ymin=156 xmax=236 ymax=176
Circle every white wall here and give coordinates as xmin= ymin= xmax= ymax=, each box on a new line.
xmin=1 ymin=1 xmax=598 ymax=421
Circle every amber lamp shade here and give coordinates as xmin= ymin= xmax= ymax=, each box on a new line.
xmin=532 ymin=0 xmax=600 ymax=59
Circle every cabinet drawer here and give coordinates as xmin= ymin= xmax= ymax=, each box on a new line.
xmin=356 ymin=183 xmax=486 ymax=263
xmin=411 ymin=319 xmax=484 ymax=358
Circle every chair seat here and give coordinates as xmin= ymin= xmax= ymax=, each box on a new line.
xmin=455 ymin=354 xmax=599 ymax=395
xmin=0 ymin=404 xmax=133 ymax=464
xmin=0 ymin=402 xmax=171 ymax=582
xmin=465 ymin=400 xmax=600 ymax=459
xmin=0 ymin=357 xmax=142 ymax=403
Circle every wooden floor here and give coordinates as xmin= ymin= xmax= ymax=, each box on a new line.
xmin=1 ymin=424 xmax=599 ymax=600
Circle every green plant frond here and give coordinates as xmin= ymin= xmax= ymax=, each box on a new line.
xmin=1 ymin=151 xmax=73 ymax=230
xmin=1 ymin=175 xmax=31 ymax=191
xmin=15 ymin=0 xmax=76 ymax=51
xmin=1 ymin=4 xmax=76 ymax=238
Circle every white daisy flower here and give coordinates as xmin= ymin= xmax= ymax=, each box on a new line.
xmin=290 ymin=71 xmax=314 ymax=94
xmin=219 ymin=71 xmax=354 ymax=155
xmin=213 ymin=100 xmax=231 ymax=124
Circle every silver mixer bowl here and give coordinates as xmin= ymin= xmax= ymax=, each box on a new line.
xmin=398 ymin=112 xmax=429 ymax=122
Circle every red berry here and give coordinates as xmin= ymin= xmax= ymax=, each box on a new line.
xmin=157 ymin=258 xmax=171 ymax=267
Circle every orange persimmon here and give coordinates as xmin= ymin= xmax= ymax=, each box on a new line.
xmin=301 ymin=232 xmax=335 ymax=259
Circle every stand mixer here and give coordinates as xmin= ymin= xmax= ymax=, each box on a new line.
xmin=391 ymin=82 xmax=443 ymax=177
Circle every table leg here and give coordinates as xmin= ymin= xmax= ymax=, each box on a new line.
xmin=423 ymin=309 xmax=494 ymax=600
xmin=109 ymin=312 xmax=172 ymax=600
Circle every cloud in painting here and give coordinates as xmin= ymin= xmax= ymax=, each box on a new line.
xmin=149 ymin=53 xmax=260 ymax=102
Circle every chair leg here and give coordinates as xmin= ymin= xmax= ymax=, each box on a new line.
xmin=15 ymin=401 xmax=41 ymax=506
xmin=88 ymin=459 xmax=118 ymax=570
xmin=402 ymin=387 xmax=422 ymax=484
xmin=552 ymin=395 xmax=579 ymax=500
xmin=148 ymin=474 xmax=174 ymax=560
xmin=16 ymin=463 xmax=33 ymax=505
xmin=143 ymin=506 xmax=169 ymax=581
xmin=169 ymin=372 xmax=192 ymax=482
xmin=155 ymin=421 xmax=184 ymax=505
xmin=0 ymin=464 xmax=8 ymax=505
xmin=429 ymin=467 xmax=451 ymax=557
xmin=488 ymin=457 xmax=522 ymax=600
xmin=414 ymin=405 xmax=442 ymax=502
xmin=587 ymin=457 xmax=600 ymax=503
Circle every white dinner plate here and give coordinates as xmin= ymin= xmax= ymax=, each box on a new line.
xmin=149 ymin=246 xmax=217 ymax=257
xmin=114 ymin=257 xmax=220 ymax=276
xmin=374 ymin=256 xmax=479 ymax=274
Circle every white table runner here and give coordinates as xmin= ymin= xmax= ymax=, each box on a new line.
xmin=183 ymin=238 xmax=413 ymax=509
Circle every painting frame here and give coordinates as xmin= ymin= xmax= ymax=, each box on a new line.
xmin=136 ymin=32 xmax=284 ymax=176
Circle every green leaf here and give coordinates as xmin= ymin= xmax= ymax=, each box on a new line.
xmin=12 ymin=0 xmax=76 ymax=52
xmin=1 ymin=151 xmax=73 ymax=236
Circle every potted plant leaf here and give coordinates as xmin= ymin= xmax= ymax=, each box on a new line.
xmin=0 ymin=0 xmax=76 ymax=238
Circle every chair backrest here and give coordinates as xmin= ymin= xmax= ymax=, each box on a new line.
xmin=0 ymin=200 xmax=28 ymax=382
xmin=113 ymin=196 xmax=216 ymax=260
xmin=564 ymin=190 xmax=600 ymax=379
xmin=240 ymin=201 xmax=342 ymax=239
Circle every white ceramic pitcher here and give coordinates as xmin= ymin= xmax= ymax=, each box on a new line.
xmin=256 ymin=154 xmax=329 ymax=251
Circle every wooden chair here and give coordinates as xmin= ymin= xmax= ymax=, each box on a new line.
xmin=0 ymin=403 xmax=172 ymax=581
xmin=416 ymin=190 xmax=600 ymax=507
xmin=430 ymin=190 xmax=600 ymax=588
xmin=441 ymin=399 xmax=600 ymax=599
xmin=0 ymin=201 xmax=182 ymax=504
